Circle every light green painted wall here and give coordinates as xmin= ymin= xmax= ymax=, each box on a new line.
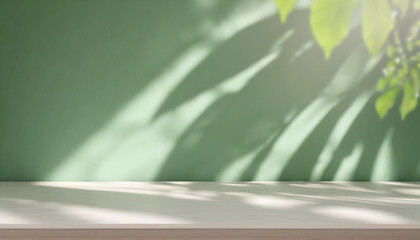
xmin=1 ymin=0 xmax=419 ymax=181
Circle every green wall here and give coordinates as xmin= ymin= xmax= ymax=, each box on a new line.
xmin=1 ymin=0 xmax=419 ymax=181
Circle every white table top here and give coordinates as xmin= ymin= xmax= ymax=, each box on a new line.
xmin=1 ymin=182 xmax=419 ymax=229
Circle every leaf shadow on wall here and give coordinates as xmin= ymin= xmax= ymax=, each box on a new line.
xmin=15 ymin=0 xmax=420 ymax=181
xmin=0 ymin=0 xmax=234 ymax=180
xmin=155 ymin=9 xmax=420 ymax=181
xmin=156 ymin=10 xmax=365 ymax=181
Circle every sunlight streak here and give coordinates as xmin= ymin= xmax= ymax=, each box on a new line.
xmin=254 ymin=47 xmax=378 ymax=180
xmin=310 ymin=91 xmax=372 ymax=180
xmin=95 ymin=50 xmax=280 ymax=180
xmin=225 ymin=192 xmax=311 ymax=209
xmin=47 ymin=2 xmax=277 ymax=180
xmin=312 ymin=206 xmax=408 ymax=224
xmin=371 ymin=129 xmax=395 ymax=181
xmin=333 ymin=142 xmax=364 ymax=181
xmin=215 ymin=130 xmax=281 ymax=181
xmin=49 ymin=48 xmax=281 ymax=180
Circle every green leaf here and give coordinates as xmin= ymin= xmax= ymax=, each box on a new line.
xmin=377 ymin=77 xmax=389 ymax=91
xmin=400 ymin=81 xmax=418 ymax=119
xmin=385 ymin=61 xmax=396 ymax=75
xmin=398 ymin=68 xmax=407 ymax=79
xmin=362 ymin=0 xmax=395 ymax=57
xmin=414 ymin=0 xmax=420 ymax=10
xmin=310 ymin=0 xmax=357 ymax=59
xmin=401 ymin=61 xmax=409 ymax=77
xmin=390 ymin=76 xmax=400 ymax=87
xmin=273 ymin=0 xmax=297 ymax=23
xmin=407 ymin=41 xmax=414 ymax=52
xmin=391 ymin=0 xmax=410 ymax=17
xmin=411 ymin=68 xmax=420 ymax=95
xmin=376 ymin=87 xmax=400 ymax=119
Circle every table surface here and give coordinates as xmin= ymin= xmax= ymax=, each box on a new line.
xmin=1 ymin=182 xmax=419 ymax=229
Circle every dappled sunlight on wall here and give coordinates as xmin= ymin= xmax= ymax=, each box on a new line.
xmin=0 ymin=0 xmax=419 ymax=181
xmin=371 ymin=129 xmax=395 ymax=181
xmin=46 ymin=1 xmax=280 ymax=180
xmin=254 ymin=47 xmax=378 ymax=180
xmin=311 ymin=92 xmax=371 ymax=181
